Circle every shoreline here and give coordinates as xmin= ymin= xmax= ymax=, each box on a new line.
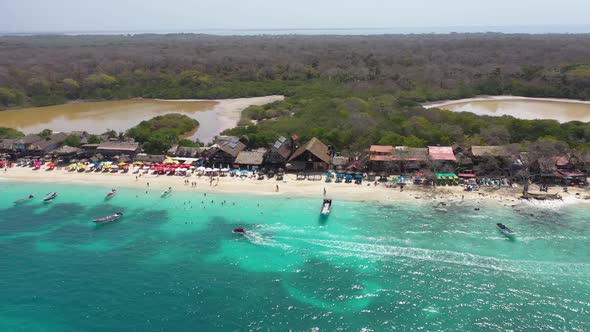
xmin=2 ymin=167 xmax=588 ymax=209
xmin=422 ymin=95 xmax=590 ymax=109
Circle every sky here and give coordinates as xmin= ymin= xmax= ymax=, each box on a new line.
xmin=1 ymin=0 xmax=589 ymax=33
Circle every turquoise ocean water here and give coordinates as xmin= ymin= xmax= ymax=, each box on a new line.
xmin=0 ymin=181 xmax=588 ymax=331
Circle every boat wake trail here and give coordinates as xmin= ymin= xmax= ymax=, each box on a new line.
xmin=303 ymin=239 xmax=590 ymax=277
xmin=242 ymin=231 xmax=290 ymax=249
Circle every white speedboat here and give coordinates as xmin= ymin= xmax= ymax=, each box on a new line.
xmin=497 ymin=223 xmax=516 ymax=236
xmin=93 ymin=212 xmax=123 ymax=223
xmin=161 ymin=187 xmax=172 ymax=196
xmin=43 ymin=192 xmax=58 ymax=202
xmin=321 ymin=198 xmax=332 ymax=215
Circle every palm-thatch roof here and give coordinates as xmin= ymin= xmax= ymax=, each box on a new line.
xmin=288 ymin=137 xmax=330 ymax=164
xmin=235 ymin=151 xmax=265 ymax=165
xmin=471 ymin=146 xmax=510 ymax=157
xmin=134 ymin=154 xmax=165 ymax=163
xmin=392 ymin=147 xmax=428 ymax=161
xmin=52 ymin=145 xmax=81 ymax=156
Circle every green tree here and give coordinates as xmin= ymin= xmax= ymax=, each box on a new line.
xmin=0 ymin=87 xmax=24 ymax=107
xmin=62 ymin=78 xmax=80 ymax=99
xmin=26 ymin=78 xmax=50 ymax=97
xmin=64 ymin=134 xmax=81 ymax=147
xmin=38 ymin=129 xmax=53 ymax=139
xmin=87 ymin=135 xmax=102 ymax=144
xmin=0 ymin=127 xmax=25 ymax=139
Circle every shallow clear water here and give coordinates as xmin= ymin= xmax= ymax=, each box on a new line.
xmin=0 ymin=182 xmax=588 ymax=331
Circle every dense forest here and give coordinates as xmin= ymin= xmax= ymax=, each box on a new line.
xmin=1 ymin=34 xmax=590 ymax=108
xmin=1 ymin=33 xmax=590 ymax=152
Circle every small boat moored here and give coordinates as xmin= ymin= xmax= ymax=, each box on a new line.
xmin=161 ymin=187 xmax=173 ymax=196
xmin=321 ymin=198 xmax=332 ymax=215
xmin=43 ymin=192 xmax=58 ymax=202
xmin=93 ymin=212 xmax=124 ymax=223
xmin=105 ymin=189 xmax=117 ymax=199
xmin=232 ymin=228 xmax=246 ymax=234
xmin=14 ymin=194 xmax=34 ymax=204
xmin=497 ymin=223 xmax=516 ymax=236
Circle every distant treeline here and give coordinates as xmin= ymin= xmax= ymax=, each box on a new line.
xmin=0 ymin=33 xmax=590 ymax=108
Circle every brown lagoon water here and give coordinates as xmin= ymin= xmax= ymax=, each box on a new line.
xmin=427 ymin=98 xmax=590 ymax=123
xmin=0 ymin=99 xmax=241 ymax=143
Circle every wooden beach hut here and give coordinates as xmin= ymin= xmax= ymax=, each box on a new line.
xmin=287 ymin=137 xmax=331 ymax=172
xmin=235 ymin=151 xmax=265 ymax=170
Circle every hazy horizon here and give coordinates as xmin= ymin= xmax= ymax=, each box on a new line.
xmin=2 ymin=0 xmax=590 ymax=34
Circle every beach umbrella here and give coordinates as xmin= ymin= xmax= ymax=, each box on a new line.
xmin=231 ymin=169 xmax=239 ymax=174
xmin=118 ymin=162 xmax=127 ymax=166
xmin=336 ymin=173 xmax=344 ymax=179
xmin=212 ymin=168 xmax=220 ymax=172
xmin=240 ymin=169 xmax=249 ymax=174
xmin=205 ymin=167 xmax=213 ymax=172
xmin=221 ymin=168 xmax=229 ymax=172
xmin=345 ymin=174 xmax=353 ymax=180
xmin=354 ymin=174 xmax=363 ymax=179
xmin=196 ymin=166 xmax=206 ymax=171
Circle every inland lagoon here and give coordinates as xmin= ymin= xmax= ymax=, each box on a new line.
xmin=0 ymin=96 xmax=283 ymax=143
xmin=425 ymin=96 xmax=590 ymax=123
xmin=0 ymin=181 xmax=588 ymax=331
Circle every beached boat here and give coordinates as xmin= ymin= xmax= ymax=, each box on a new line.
xmin=232 ymin=228 xmax=246 ymax=234
xmin=43 ymin=192 xmax=58 ymax=202
xmin=321 ymin=198 xmax=332 ymax=215
xmin=92 ymin=212 xmax=123 ymax=223
xmin=161 ymin=187 xmax=172 ymax=196
xmin=14 ymin=194 xmax=34 ymax=204
xmin=497 ymin=223 xmax=516 ymax=236
xmin=105 ymin=189 xmax=117 ymax=199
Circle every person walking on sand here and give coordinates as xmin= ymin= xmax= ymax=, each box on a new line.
xmin=147 ymin=182 xmax=149 ymax=187
xmin=276 ymin=184 xmax=279 ymax=192
xmin=323 ymin=187 xmax=326 ymax=196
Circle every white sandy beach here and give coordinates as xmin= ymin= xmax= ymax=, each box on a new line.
xmin=2 ymin=166 xmax=588 ymax=209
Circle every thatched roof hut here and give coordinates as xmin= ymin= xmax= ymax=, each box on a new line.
xmin=235 ymin=151 xmax=265 ymax=166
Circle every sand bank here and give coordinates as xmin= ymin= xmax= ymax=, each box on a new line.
xmin=2 ymin=167 xmax=587 ymax=209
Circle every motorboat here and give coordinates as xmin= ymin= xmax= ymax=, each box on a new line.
xmin=321 ymin=198 xmax=332 ymax=215
xmin=497 ymin=223 xmax=516 ymax=236
xmin=93 ymin=212 xmax=123 ymax=223
xmin=232 ymin=228 xmax=246 ymax=234
xmin=14 ymin=194 xmax=34 ymax=204
xmin=43 ymin=192 xmax=58 ymax=202
xmin=105 ymin=189 xmax=117 ymax=199
xmin=161 ymin=187 xmax=173 ymax=196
